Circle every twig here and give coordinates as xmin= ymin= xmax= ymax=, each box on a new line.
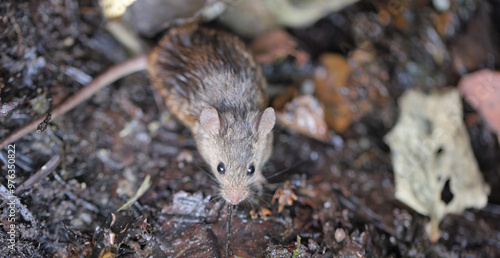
xmin=15 ymin=155 xmax=61 ymax=195
xmin=0 ymin=55 xmax=148 ymax=149
xmin=225 ymin=204 xmax=233 ymax=258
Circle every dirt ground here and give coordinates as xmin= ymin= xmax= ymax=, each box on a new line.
xmin=1 ymin=0 xmax=500 ymax=257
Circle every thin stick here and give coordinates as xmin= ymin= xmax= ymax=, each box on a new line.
xmin=15 ymin=155 xmax=61 ymax=195
xmin=225 ymin=204 xmax=233 ymax=258
xmin=0 ymin=55 xmax=148 ymax=149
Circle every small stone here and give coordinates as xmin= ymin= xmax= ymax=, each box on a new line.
xmin=335 ymin=228 xmax=346 ymax=243
xmin=308 ymin=239 xmax=320 ymax=252
xmin=433 ymin=0 xmax=450 ymax=12
xmin=176 ymin=149 xmax=194 ymax=163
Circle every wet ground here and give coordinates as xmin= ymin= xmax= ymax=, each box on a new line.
xmin=1 ymin=0 xmax=500 ymax=257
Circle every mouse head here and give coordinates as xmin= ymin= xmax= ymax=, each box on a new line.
xmin=197 ymin=106 xmax=275 ymax=205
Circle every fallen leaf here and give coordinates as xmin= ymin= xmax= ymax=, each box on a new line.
xmin=250 ymin=207 xmax=273 ymax=220
xmin=161 ymin=191 xmax=210 ymax=216
xmin=313 ymin=54 xmax=352 ymax=133
xmin=314 ymin=51 xmax=389 ymax=133
xmin=275 ymin=95 xmax=329 ymax=141
xmin=384 ymin=88 xmax=490 ymax=242
xmin=218 ymin=0 xmax=358 ymax=37
xmin=272 ymin=181 xmax=298 ymax=213
xmin=266 ymin=0 xmax=358 ymax=28
xmin=251 ymin=29 xmax=308 ymax=66
xmin=458 ymin=69 xmax=500 ymax=144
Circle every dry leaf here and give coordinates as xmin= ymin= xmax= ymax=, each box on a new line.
xmin=161 ymin=191 xmax=210 ymax=216
xmin=314 ymin=54 xmax=352 ymax=133
xmin=314 ymin=51 xmax=389 ymax=133
xmin=272 ymin=181 xmax=298 ymax=213
xmin=275 ymin=95 xmax=329 ymax=141
xmin=384 ymin=88 xmax=490 ymax=242
xmin=458 ymin=69 xmax=500 ymax=144
xmin=251 ymin=29 xmax=309 ymax=66
xmin=250 ymin=207 xmax=273 ymax=220
xmin=265 ymin=0 xmax=358 ymax=28
xmin=218 ymin=0 xmax=358 ymax=37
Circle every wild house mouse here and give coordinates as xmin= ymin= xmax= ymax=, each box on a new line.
xmin=149 ymin=26 xmax=276 ymax=205
xmin=0 ymin=25 xmax=276 ymax=205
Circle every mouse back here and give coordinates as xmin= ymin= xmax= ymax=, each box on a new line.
xmin=148 ymin=25 xmax=268 ymax=131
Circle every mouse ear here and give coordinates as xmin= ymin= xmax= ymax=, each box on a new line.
xmin=200 ymin=107 xmax=221 ymax=135
xmin=254 ymin=107 xmax=275 ymax=135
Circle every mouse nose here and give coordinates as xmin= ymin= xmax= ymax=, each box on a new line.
xmin=225 ymin=190 xmax=245 ymax=205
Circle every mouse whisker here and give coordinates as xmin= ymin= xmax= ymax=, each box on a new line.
xmin=265 ymin=160 xmax=306 ymax=181
xmin=260 ymin=193 xmax=275 ymax=198
xmin=244 ymin=198 xmax=255 ymax=211
xmin=261 ymin=165 xmax=274 ymax=170
xmin=210 ymin=195 xmax=221 ymax=204
xmin=246 ymin=189 xmax=266 ymax=206
xmin=210 ymin=196 xmax=227 ymax=211
xmin=194 ymin=163 xmax=219 ymax=186
xmin=254 ymin=195 xmax=272 ymax=207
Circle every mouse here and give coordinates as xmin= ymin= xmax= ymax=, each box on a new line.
xmin=149 ymin=26 xmax=275 ymax=205
xmin=0 ymin=24 xmax=275 ymax=205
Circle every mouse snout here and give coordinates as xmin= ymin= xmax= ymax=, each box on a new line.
xmin=223 ymin=188 xmax=248 ymax=205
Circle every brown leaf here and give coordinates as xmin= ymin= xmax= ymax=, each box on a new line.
xmin=251 ymin=29 xmax=309 ymax=66
xmin=275 ymin=95 xmax=329 ymax=141
xmin=314 ymin=51 xmax=389 ymax=133
xmin=313 ymin=54 xmax=352 ymax=133
xmin=273 ymin=49 xmax=390 ymax=140
xmin=272 ymin=181 xmax=298 ymax=213
xmin=250 ymin=207 xmax=273 ymax=220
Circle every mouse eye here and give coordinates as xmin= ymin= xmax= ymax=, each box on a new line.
xmin=217 ymin=162 xmax=226 ymax=175
xmin=247 ymin=164 xmax=255 ymax=176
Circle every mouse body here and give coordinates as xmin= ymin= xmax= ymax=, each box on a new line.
xmin=148 ymin=26 xmax=275 ymax=204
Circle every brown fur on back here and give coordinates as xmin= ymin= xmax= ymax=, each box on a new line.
xmin=148 ymin=25 xmax=268 ymax=132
